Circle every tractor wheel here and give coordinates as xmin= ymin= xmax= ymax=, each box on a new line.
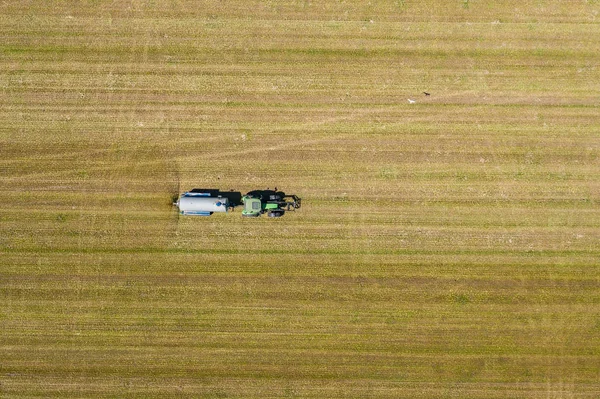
xmin=268 ymin=210 xmax=285 ymax=218
xmin=242 ymin=212 xmax=260 ymax=218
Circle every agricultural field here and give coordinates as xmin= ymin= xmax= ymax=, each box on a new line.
xmin=1 ymin=1 xmax=600 ymax=397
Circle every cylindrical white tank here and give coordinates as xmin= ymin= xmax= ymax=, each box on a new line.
xmin=177 ymin=194 xmax=229 ymax=215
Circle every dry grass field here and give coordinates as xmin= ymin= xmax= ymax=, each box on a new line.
xmin=1 ymin=1 xmax=600 ymax=397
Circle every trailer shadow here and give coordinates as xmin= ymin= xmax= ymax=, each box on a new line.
xmin=189 ymin=188 xmax=243 ymax=207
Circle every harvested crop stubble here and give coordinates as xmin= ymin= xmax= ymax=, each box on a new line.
xmin=1 ymin=1 xmax=600 ymax=397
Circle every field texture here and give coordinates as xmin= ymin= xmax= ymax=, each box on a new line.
xmin=1 ymin=1 xmax=600 ymax=397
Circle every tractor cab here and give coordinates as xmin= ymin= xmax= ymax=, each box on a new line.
xmin=241 ymin=194 xmax=286 ymax=218
xmin=241 ymin=196 xmax=263 ymax=217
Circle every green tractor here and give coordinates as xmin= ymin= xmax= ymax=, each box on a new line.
xmin=241 ymin=189 xmax=301 ymax=218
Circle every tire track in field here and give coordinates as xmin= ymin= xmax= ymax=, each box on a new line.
xmin=3 ymin=106 xmax=389 ymax=184
xmin=177 ymin=106 xmax=390 ymax=162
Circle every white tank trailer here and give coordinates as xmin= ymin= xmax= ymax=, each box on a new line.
xmin=176 ymin=192 xmax=229 ymax=216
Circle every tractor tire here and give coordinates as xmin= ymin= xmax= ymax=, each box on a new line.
xmin=242 ymin=212 xmax=260 ymax=218
xmin=268 ymin=210 xmax=285 ymax=218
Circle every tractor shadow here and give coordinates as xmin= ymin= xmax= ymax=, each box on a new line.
xmin=245 ymin=189 xmax=287 ymax=202
xmin=189 ymin=188 xmax=292 ymax=207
